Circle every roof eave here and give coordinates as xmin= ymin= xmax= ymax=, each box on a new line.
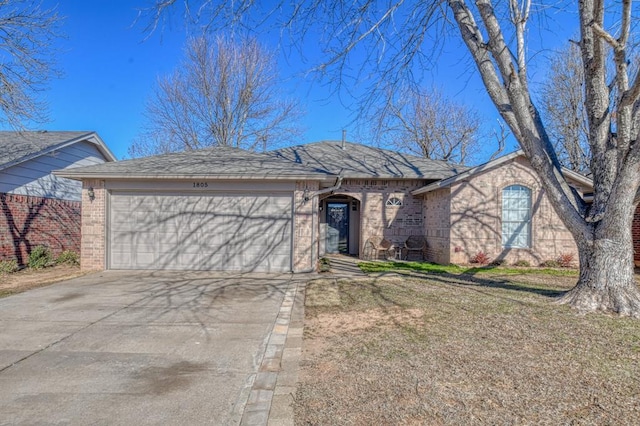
xmin=412 ymin=151 xmax=524 ymax=196
xmin=0 ymin=131 xmax=117 ymax=171
xmin=53 ymin=171 xmax=334 ymax=181
xmin=561 ymin=168 xmax=593 ymax=188
xmin=411 ymin=150 xmax=594 ymax=196
xmin=84 ymin=132 xmax=117 ymax=162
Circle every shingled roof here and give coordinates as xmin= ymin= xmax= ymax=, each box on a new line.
xmin=55 ymin=145 xmax=332 ymax=180
xmin=56 ymin=140 xmax=467 ymax=181
xmin=0 ymin=131 xmax=116 ymax=171
xmin=270 ymin=141 xmax=466 ymax=179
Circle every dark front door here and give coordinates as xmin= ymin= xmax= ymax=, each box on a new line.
xmin=326 ymin=202 xmax=349 ymax=254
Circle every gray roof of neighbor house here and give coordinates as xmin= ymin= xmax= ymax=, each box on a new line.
xmin=55 ymin=146 xmax=334 ymax=180
xmin=0 ymin=130 xmax=116 ymax=171
xmin=270 ymin=141 xmax=467 ymax=179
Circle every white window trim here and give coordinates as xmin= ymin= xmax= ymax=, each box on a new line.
xmin=501 ymin=184 xmax=532 ymax=249
xmin=386 ymin=197 xmax=402 ymax=207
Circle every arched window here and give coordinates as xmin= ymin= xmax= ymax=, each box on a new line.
xmin=502 ymin=185 xmax=531 ymax=248
xmin=386 ymin=197 xmax=402 ymax=206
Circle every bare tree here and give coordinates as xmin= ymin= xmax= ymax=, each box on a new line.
xmin=447 ymin=0 xmax=640 ymax=316
xmin=0 ymin=0 xmax=62 ymax=128
xmin=139 ymin=1 xmax=640 ymax=317
xmin=375 ymin=87 xmax=482 ymax=164
xmin=540 ymin=43 xmax=591 ymax=174
xmin=129 ymin=35 xmax=301 ymax=157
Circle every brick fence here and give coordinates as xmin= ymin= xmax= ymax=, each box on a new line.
xmin=0 ymin=192 xmax=81 ymax=266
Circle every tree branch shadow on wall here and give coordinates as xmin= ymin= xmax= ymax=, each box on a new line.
xmin=112 ymin=195 xmax=296 ymax=272
xmin=1 ymin=193 xmax=47 ymax=265
xmin=445 ymin=167 xmax=551 ymax=267
xmin=1 ymin=177 xmax=81 ymax=265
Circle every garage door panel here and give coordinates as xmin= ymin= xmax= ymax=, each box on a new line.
xmin=175 ymin=253 xmax=201 ymax=267
xmin=109 ymin=192 xmax=292 ymax=272
xmin=135 ymin=255 xmax=157 ymax=268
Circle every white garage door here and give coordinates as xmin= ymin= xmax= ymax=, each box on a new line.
xmin=109 ymin=192 xmax=293 ymax=272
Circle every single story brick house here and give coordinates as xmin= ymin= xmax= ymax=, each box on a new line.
xmin=0 ymin=131 xmax=116 ymax=265
xmin=55 ymin=141 xmax=593 ymax=273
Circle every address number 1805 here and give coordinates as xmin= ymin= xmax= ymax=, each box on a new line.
xmin=193 ymin=182 xmax=209 ymax=188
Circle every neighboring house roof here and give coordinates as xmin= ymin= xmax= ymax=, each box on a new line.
xmin=0 ymin=131 xmax=116 ymax=172
xmin=411 ymin=150 xmax=593 ymax=196
xmin=55 ymin=146 xmax=334 ymax=180
xmin=270 ymin=141 xmax=467 ymax=179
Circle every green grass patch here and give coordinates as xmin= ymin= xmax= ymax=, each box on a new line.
xmin=358 ymin=260 xmax=578 ymax=277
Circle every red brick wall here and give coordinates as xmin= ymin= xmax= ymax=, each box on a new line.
xmin=634 ymin=204 xmax=640 ymax=266
xmin=0 ymin=193 xmax=81 ymax=266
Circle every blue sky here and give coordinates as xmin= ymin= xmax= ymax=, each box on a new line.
xmin=14 ymin=1 xmax=576 ymax=162
xmin=27 ymin=0 xmax=384 ymax=160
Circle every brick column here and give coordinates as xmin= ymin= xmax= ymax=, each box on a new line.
xmin=293 ymin=181 xmax=319 ymax=272
xmin=81 ymin=179 xmax=106 ymax=271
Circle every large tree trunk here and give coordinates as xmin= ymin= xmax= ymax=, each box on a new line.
xmin=558 ymin=217 xmax=640 ymax=317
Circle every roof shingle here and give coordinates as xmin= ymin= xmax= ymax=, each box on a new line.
xmin=0 ymin=131 xmax=96 ymax=170
xmin=55 ymin=146 xmax=332 ymax=180
xmin=270 ymin=141 xmax=466 ymax=179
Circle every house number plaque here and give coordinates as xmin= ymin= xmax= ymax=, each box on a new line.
xmin=192 ymin=182 xmax=209 ymax=188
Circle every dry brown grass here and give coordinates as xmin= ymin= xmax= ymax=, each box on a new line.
xmin=0 ymin=264 xmax=85 ymax=297
xmin=295 ymin=273 xmax=640 ymax=425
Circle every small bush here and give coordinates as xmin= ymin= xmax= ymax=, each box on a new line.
xmin=56 ymin=250 xmax=79 ymax=266
xmin=557 ymin=252 xmax=575 ymax=268
xmin=28 ymin=245 xmax=53 ymax=270
xmin=541 ymin=259 xmax=560 ymax=268
xmin=318 ymin=257 xmax=331 ymax=273
xmin=470 ymin=251 xmax=491 ymax=265
xmin=513 ymin=259 xmax=531 ymax=267
xmin=489 ymin=259 xmax=506 ymax=266
xmin=0 ymin=259 xmax=18 ymax=274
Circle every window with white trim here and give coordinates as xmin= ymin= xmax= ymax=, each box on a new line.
xmin=386 ymin=197 xmax=402 ymax=206
xmin=502 ymin=185 xmax=531 ymax=248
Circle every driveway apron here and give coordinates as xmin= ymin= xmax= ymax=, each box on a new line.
xmin=0 ymin=270 xmax=294 ymax=425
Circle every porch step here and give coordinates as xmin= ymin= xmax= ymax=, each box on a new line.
xmin=324 ymin=255 xmax=367 ymax=278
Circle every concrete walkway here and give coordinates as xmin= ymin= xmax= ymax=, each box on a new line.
xmin=0 ymin=270 xmax=301 ymax=425
xmin=324 ymin=254 xmax=368 ymax=278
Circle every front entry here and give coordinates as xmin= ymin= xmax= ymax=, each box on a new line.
xmin=326 ymin=202 xmax=349 ymax=254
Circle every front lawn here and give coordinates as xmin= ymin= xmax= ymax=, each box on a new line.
xmin=295 ymin=273 xmax=640 ymax=424
xmin=358 ymin=260 xmax=579 ymax=277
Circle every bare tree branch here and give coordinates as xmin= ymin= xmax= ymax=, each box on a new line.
xmin=374 ymin=86 xmax=482 ymax=164
xmin=129 ymin=36 xmax=303 ymax=157
xmin=0 ymin=0 xmax=63 ymax=128
xmin=541 ymin=43 xmax=591 ymax=174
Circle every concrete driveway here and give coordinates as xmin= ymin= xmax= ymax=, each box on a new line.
xmin=0 ymin=270 xmax=298 ymax=425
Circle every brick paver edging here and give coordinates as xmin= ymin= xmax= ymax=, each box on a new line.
xmin=240 ymin=277 xmax=306 ymax=426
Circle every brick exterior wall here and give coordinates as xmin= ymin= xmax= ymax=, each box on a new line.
xmin=80 ymin=179 xmax=106 ymax=271
xmin=327 ymin=179 xmax=427 ymax=256
xmin=79 ymin=179 xmax=318 ymax=273
xmin=422 ymin=187 xmax=451 ymax=264
xmin=293 ymin=180 xmax=319 ymax=272
xmin=0 ymin=192 xmax=80 ymax=265
xmin=445 ymin=156 xmax=578 ymax=265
